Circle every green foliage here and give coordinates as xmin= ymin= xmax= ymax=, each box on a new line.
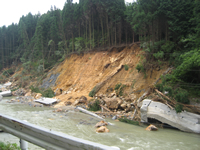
xmin=131 ymin=79 xmax=136 ymax=88
xmin=89 ymin=86 xmax=97 ymax=97
xmin=42 ymin=88 xmax=55 ymax=98
xmin=174 ymin=88 xmax=190 ymax=104
xmin=153 ymin=51 xmax=164 ymax=60
xmin=175 ymin=104 xmax=183 ymax=113
xmin=163 ymin=86 xmax=173 ymax=97
xmin=114 ymin=83 xmax=126 ymax=96
xmin=124 ymin=64 xmax=129 ymax=71
xmin=155 ymin=83 xmax=164 ymax=92
xmin=136 ymin=62 xmax=145 ymax=74
xmin=0 ymin=142 xmax=21 ymax=150
xmin=119 ymin=116 xmax=139 ymax=125
xmin=114 ymin=83 xmax=122 ymax=91
xmin=88 ymin=99 xmax=101 ymax=111
xmin=3 ymin=69 xmax=14 ymax=77
xmin=29 ymin=85 xmax=41 ymax=93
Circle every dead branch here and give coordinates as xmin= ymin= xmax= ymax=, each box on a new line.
xmin=100 ymin=104 xmax=112 ymax=112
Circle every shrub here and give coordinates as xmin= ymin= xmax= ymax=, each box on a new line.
xmin=3 ymin=69 xmax=14 ymax=77
xmin=0 ymin=142 xmax=21 ymax=150
xmin=114 ymin=83 xmax=126 ymax=96
xmin=42 ymin=88 xmax=55 ymax=98
xmin=29 ymin=85 xmax=41 ymax=93
xmin=174 ymin=88 xmax=190 ymax=104
xmin=88 ymin=100 xmax=101 ymax=111
xmin=163 ymin=86 xmax=173 ymax=97
xmin=119 ymin=85 xmax=126 ymax=96
xmin=155 ymin=83 xmax=163 ymax=92
xmin=175 ymin=104 xmax=183 ymax=113
xmin=124 ymin=64 xmax=129 ymax=71
xmin=136 ymin=63 xmax=144 ymax=73
xmin=114 ymin=83 xmax=122 ymax=91
xmin=89 ymin=86 xmax=97 ymax=97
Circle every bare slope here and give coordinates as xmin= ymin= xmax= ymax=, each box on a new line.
xmin=49 ymin=44 xmax=167 ymax=107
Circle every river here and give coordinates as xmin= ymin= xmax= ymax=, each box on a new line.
xmin=0 ymin=97 xmax=200 ymax=150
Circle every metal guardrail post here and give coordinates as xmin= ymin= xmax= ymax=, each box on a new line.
xmin=20 ymin=139 xmax=28 ymax=150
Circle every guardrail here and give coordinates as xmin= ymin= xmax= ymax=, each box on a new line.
xmin=0 ymin=113 xmax=119 ymax=150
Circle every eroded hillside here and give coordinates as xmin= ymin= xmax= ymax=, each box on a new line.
xmin=43 ymin=43 xmax=167 ymax=107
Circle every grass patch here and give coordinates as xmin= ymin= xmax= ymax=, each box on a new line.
xmin=0 ymin=142 xmax=21 ymax=150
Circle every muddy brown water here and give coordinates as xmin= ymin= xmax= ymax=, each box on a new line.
xmin=0 ymin=97 xmax=200 ymax=150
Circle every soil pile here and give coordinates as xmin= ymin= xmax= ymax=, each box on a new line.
xmin=45 ymin=43 xmax=167 ymax=107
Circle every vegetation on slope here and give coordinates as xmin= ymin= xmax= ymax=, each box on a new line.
xmin=0 ymin=0 xmax=200 ymax=109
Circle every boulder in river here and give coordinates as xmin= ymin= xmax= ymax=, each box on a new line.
xmin=96 ymin=126 xmax=109 ymax=133
xmin=146 ymin=124 xmax=158 ymax=131
xmin=95 ymin=121 xmax=108 ymax=128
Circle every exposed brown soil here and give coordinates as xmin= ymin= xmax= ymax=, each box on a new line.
xmin=47 ymin=43 xmax=168 ymax=108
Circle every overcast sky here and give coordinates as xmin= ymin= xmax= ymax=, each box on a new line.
xmin=0 ymin=0 xmax=134 ymax=27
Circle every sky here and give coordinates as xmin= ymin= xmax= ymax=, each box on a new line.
xmin=0 ymin=0 xmax=134 ymax=27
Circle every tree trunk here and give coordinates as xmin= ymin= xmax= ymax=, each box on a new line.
xmin=89 ymin=16 xmax=92 ymax=50
xmin=100 ymin=18 xmax=104 ymax=47
xmin=72 ymin=32 xmax=74 ymax=52
xmin=106 ymin=14 xmax=110 ymax=46
xmin=115 ymin=22 xmax=117 ymax=45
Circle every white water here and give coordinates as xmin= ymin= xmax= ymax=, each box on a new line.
xmin=0 ymin=97 xmax=200 ymax=150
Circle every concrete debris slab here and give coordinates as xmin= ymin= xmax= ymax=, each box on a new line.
xmin=34 ymin=98 xmax=58 ymax=105
xmin=141 ymin=99 xmax=200 ymax=133
xmin=3 ymin=82 xmax=12 ymax=87
xmin=0 ymin=90 xmax=12 ymax=97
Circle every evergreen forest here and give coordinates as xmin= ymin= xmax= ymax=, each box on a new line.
xmin=0 ymin=0 xmax=200 ymax=98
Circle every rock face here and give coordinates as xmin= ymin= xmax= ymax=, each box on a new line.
xmin=103 ymin=97 xmax=122 ymax=109
xmin=95 ymin=121 xmax=108 ymax=128
xmin=146 ymin=124 xmax=158 ymax=131
xmin=40 ymin=73 xmax=60 ymax=89
xmin=96 ymin=126 xmax=109 ymax=133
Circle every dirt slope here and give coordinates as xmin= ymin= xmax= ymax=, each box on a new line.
xmin=48 ymin=43 xmax=167 ymax=107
